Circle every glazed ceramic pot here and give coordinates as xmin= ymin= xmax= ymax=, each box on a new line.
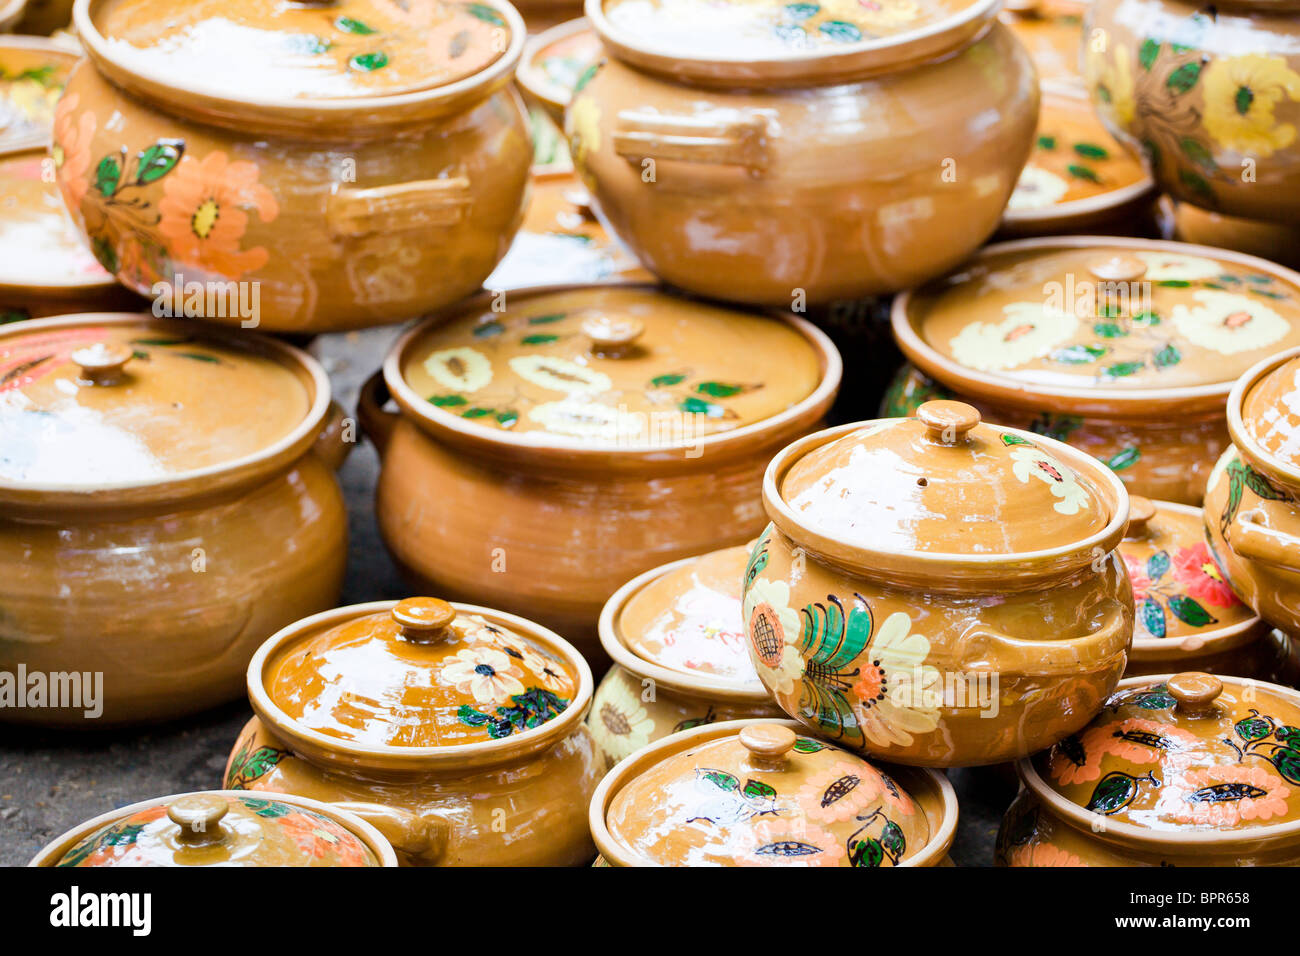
xmin=30 ymin=790 xmax=397 ymax=867
xmin=227 ymin=597 xmax=600 ymax=867
xmin=1206 ymin=347 xmax=1300 ymax=637
xmin=51 ymin=0 xmax=531 ymax=333
xmin=591 ymin=718 xmax=957 ymax=866
xmin=565 ymin=0 xmax=1038 ymax=306
xmin=0 ymin=314 xmax=348 ymax=725
xmin=1085 ymin=0 xmax=1300 ymax=223
xmin=358 ymin=282 xmax=841 ymax=654
xmin=999 ymin=672 xmax=1300 ymax=865
xmin=516 ymin=16 xmax=597 ymax=123
xmin=1172 ymin=201 xmax=1300 ymax=272
xmin=1000 ymin=0 xmax=1086 ymax=88
xmin=15 ymin=0 xmax=71 ymax=35
xmin=887 ymin=236 xmax=1300 ymax=505
xmin=0 ymin=0 xmax=26 ymax=32
xmin=746 ymin=399 xmax=1134 ymax=767
xmin=514 ymin=0 xmax=584 ymax=34
xmin=590 ymin=545 xmax=784 ymax=770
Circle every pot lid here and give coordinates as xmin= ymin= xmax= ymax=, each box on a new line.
xmin=775 ymin=401 xmax=1111 ymax=555
xmin=92 ymin=0 xmax=511 ymax=100
xmin=53 ymin=793 xmax=383 ymax=867
xmin=999 ymin=0 xmax=1084 ymax=87
xmin=0 ymin=39 xmax=75 ymax=154
xmin=604 ymin=723 xmax=929 ymax=865
xmin=1236 ymin=352 xmax=1300 ymax=477
xmin=396 ymin=285 xmax=824 ymax=445
xmin=1120 ymin=497 xmax=1256 ymax=645
xmin=263 ymin=598 xmax=578 ymax=748
xmin=0 ymin=318 xmax=314 ymax=487
xmin=895 ymin=240 xmax=1300 ymax=407
xmin=518 ymin=17 xmax=599 ymax=116
xmin=1035 ymin=673 xmax=1300 ymax=832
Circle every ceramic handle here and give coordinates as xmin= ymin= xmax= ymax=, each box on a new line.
xmin=311 ymin=400 xmax=353 ymax=472
xmin=956 ymin=601 xmax=1129 ymax=677
xmin=327 ymin=177 xmax=473 ymax=238
xmin=357 ymin=371 xmax=399 ymax=457
xmin=1231 ymin=513 xmax=1300 ymax=574
xmin=613 ymin=111 xmax=770 ymax=172
xmin=333 ymin=802 xmax=449 ymax=865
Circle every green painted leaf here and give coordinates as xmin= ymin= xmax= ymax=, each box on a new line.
xmin=457 ymin=704 xmax=491 ymax=726
xmin=240 ymin=798 xmax=291 ymax=819
xmin=651 ymin=373 xmax=686 ymax=387
xmin=784 ymin=1 xmax=820 ymax=19
xmin=695 ymin=381 xmax=749 ymax=398
xmin=1180 ymin=137 xmax=1216 ymax=171
xmin=335 ymin=15 xmax=375 ymax=34
xmin=288 ymin=34 xmax=331 ymax=54
xmin=429 ymin=394 xmax=467 ymax=407
xmin=1168 ymin=595 xmax=1216 ymax=627
xmin=1147 ymin=550 xmax=1170 ymax=581
xmin=528 ymin=313 xmax=566 ymax=324
xmin=742 ymin=779 xmax=777 ymax=801
xmin=1276 ymin=726 xmax=1300 ymax=747
xmin=1051 ymin=344 xmax=1107 ymax=364
xmin=1067 ymin=163 xmax=1101 ymax=183
xmin=679 ymin=396 xmax=729 ymax=418
xmin=521 ymin=333 xmax=559 ymax=345
xmin=1132 ymin=686 xmax=1176 ymax=710
xmin=1105 ymin=446 xmax=1141 ymax=471
xmin=1073 ymin=142 xmax=1110 ymax=160
xmin=1269 ymin=747 xmax=1300 ymax=786
xmin=177 ymin=352 xmax=220 ymax=363
xmin=1235 ymin=86 xmax=1254 ymax=116
xmin=849 ymin=837 xmax=884 ymax=868
xmin=350 ymin=51 xmax=389 ymax=71
xmin=1243 ymin=465 xmax=1287 ymax=500
xmin=1166 ymin=61 xmax=1202 ymax=94
xmin=1000 ymin=433 xmax=1032 ymax=446
xmin=496 ymin=410 xmax=518 ymax=428
xmin=1132 ymin=310 xmax=1161 ymax=326
xmin=93 ymin=155 xmax=121 ymax=196
xmin=465 ymin=3 xmax=506 ymax=26
xmin=135 ymin=140 xmax=184 ymax=185
xmin=473 ymin=320 xmax=504 ymax=338
xmin=1235 ymin=715 xmax=1273 ymax=742
xmin=1093 ymin=321 xmax=1126 ymax=338
xmin=462 ymin=407 xmax=493 ymax=419
xmin=1104 ymin=361 xmax=1144 ymax=378
xmin=237 ymin=746 xmax=286 ymax=781
xmin=1138 ymin=38 xmax=1161 ymax=70
xmin=792 ymin=737 xmax=824 ymax=753
xmin=1154 ymin=344 xmax=1181 ymax=368
xmin=1037 ymin=134 xmax=1057 ymax=150
xmin=572 ymin=62 xmax=599 ymax=94
xmin=819 ymin=20 xmax=862 ymax=42
xmin=1178 ymin=168 xmax=1215 ymax=202
xmin=1086 ymin=771 xmax=1141 ymax=814
xmin=700 ymin=769 xmax=740 ymax=792
xmin=1139 ymin=597 xmax=1166 ymax=639
xmin=881 ymin=820 xmax=906 ymax=859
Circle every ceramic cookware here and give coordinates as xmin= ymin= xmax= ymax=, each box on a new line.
xmin=1000 ymin=0 xmax=1085 ymax=89
xmin=1171 ymin=201 xmax=1300 ymax=272
xmin=516 ymin=15 xmax=596 ymax=123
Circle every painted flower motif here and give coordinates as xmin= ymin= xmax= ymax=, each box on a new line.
xmin=51 ymin=92 xmax=95 ymax=211
xmin=743 ymin=577 xmax=805 ymax=696
xmin=1201 ymin=54 xmax=1300 ymax=158
xmin=425 ymin=346 xmax=493 ymax=392
xmin=1135 ymin=251 xmax=1224 ymax=282
xmin=509 ymin=354 xmax=612 ymax=395
xmin=1160 ymin=764 xmax=1291 ymax=826
xmin=527 ymin=399 xmax=644 ymax=441
xmin=1051 ymin=718 xmax=1200 ymax=784
xmin=733 ymin=818 xmax=846 ymax=867
xmin=948 ymin=301 xmax=1080 ymax=372
xmin=483 ymin=626 xmax=574 ymax=695
xmin=1173 ymin=542 xmax=1239 ymax=608
xmin=1008 ymin=444 xmax=1091 ymax=516
xmin=851 ymin=611 xmax=941 ymax=750
xmin=1171 ymin=290 xmax=1290 ymax=355
xmin=1123 ymin=552 xmax=1152 ymax=601
xmin=796 ymin=758 xmax=884 ymax=824
xmin=1008 ymin=164 xmax=1070 ymax=210
xmin=1007 ymin=843 xmax=1087 ymax=867
xmin=566 ymin=94 xmax=602 ymax=172
xmin=157 ymin=151 xmax=279 ymax=280
xmin=440 ymin=645 xmax=525 ymax=705
xmin=1086 ymin=43 xmax=1136 ymax=128
xmin=587 ymin=670 xmax=655 ymax=768
xmin=279 ymin=812 xmax=344 ymax=862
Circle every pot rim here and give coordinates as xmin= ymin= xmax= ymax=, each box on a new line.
xmin=381 ymin=281 xmax=843 ymax=463
xmin=0 ymin=312 xmax=332 ymax=509
xmin=892 ymin=235 xmax=1300 ymax=417
xmin=517 ymin=15 xmax=591 ymax=117
xmin=761 ymin=415 xmax=1131 ymax=583
xmin=27 ymin=789 xmax=400 ymax=867
xmin=598 ymin=550 xmax=772 ymax=703
xmin=588 ymin=717 xmax=958 ymax=866
xmin=1016 ymin=672 xmax=1300 ymax=851
xmin=247 ymin=599 xmax=595 ymax=773
xmin=0 ymin=36 xmax=81 ymax=157
xmin=1226 ymin=344 xmax=1300 ymax=493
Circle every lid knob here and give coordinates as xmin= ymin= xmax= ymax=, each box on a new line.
xmin=1087 ymin=254 xmax=1147 ymax=283
xmin=582 ymin=314 xmax=645 ymax=357
xmin=739 ymin=724 xmax=797 ymax=770
xmin=71 ymin=342 xmax=133 ymax=385
xmin=917 ymin=400 xmax=981 ymax=444
xmin=392 ymin=597 xmax=457 ymax=644
xmin=1167 ymin=672 xmax=1224 ymax=714
xmin=1125 ymin=496 xmax=1157 ymax=537
xmin=167 ymin=794 xmax=230 ymax=844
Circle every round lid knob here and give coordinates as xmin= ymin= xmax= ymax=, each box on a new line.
xmin=1168 ymin=672 xmax=1224 ymax=714
xmin=1088 ymin=254 xmax=1147 ymax=283
xmin=582 ymin=313 xmax=645 ymax=356
xmin=71 ymin=342 xmax=133 ymax=385
xmin=166 ymin=794 xmax=229 ymax=843
xmin=392 ymin=597 xmax=457 ymax=643
xmin=739 ymin=724 xmax=797 ymax=770
xmin=1125 ymin=496 xmax=1157 ymax=537
xmin=917 ymin=400 xmax=981 ymax=444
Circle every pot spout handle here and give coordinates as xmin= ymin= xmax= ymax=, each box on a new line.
xmin=613 ymin=111 xmax=770 ymax=173
xmin=311 ymin=400 xmax=355 ymax=472
xmin=327 ymin=176 xmax=473 ymax=238
xmin=333 ymin=802 xmax=449 ymax=865
xmin=1231 ymin=511 xmax=1300 ymax=574
xmin=954 ymin=600 xmax=1131 ymax=677
xmin=357 ymin=370 xmax=400 ymax=457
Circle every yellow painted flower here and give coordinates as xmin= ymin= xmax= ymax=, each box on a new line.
xmin=1135 ymin=251 xmax=1223 ymax=282
xmin=424 ymin=346 xmax=492 ymax=393
xmin=587 ymin=668 xmax=656 ymax=769
xmin=509 ymin=355 xmax=612 ymax=394
xmin=850 ymin=611 xmax=941 ymax=749
xmin=1009 ymin=443 xmax=1091 ymax=515
xmin=1008 ymin=165 xmax=1070 ymax=210
xmin=1086 ymin=42 xmax=1136 ymax=129
xmin=441 ymin=646 xmax=525 ymax=705
xmin=526 ymin=399 xmax=644 ymax=441
xmin=743 ymin=577 xmax=804 ymax=697
xmin=1201 ymin=54 xmax=1300 ymax=157
xmin=1171 ymin=290 xmax=1290 ymax=355
xmin=948 ymin=301 xmax=1080 ymax=372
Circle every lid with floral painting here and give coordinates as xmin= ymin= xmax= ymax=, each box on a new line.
xmin=1029 ymin=673 xmax=1300 ymax=832
xmin=893 ymin=239 xmax=1300 ymax=414
xmin=1231 ymin=348 xmax=1300 ymax=497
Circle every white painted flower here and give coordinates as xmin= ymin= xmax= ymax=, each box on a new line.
xmin=1009 ymin=443 xmax=1091 ymax=515
xmin=441 ymin=646 xmax=525 ymax=706
xmin=465 ymin=618 xmax=574 ymax=696
xmin=1171 ymin=290 xmax=1290 ymax=355
xmin=1135 ymin=251 xmax=1223 ymax=282
xmin=424 ymin=346 xmax=492 ymax=393
xmin=743 ymin=577 xmax=805 ymax=696
xmin=948 ymin=302 xmax=1080 ymax=372
xmin=509 ymin=354 xmax=612 ymax=394
xmin=1008 ymin=165 xmax=1070 ymax=210
xmin=850 ymin=612 xmax=941 ymax=749
xmin=527 ymin=399 xmax=644 ymax=441
xmin=587 ymin=669 xmax=656 ymax=769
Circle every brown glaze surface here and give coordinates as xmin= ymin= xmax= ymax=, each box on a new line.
xmin=1240 ymin=354 xmax=1300 ymax=471
xmin=0 ymin=153 xmax=112 ymax=290
xmin=1000 ymin=0 xmax=1084 ymax=87
xmin=516 ymin=16 xmax=598 ymax=122
xmin=1173 ymin=202 xmax=1300 ymax=271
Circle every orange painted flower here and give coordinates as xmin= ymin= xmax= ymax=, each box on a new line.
xmin=1083 ymin=717 xmax=1200 ymax=765
xmin=797 ymin=759 xmax=884 ymax=824
xmin=733 ymin=818 xmax=846 ymax=867
xmin=157 ymin=151 xmax=279 ymax=280
xmin=1174 ymin=542 xmax=1239 ymax=609
xmin=51 ymin=92 xmax=96 ymax=211
xmin=1162 ymin=765 xmax=1290 ymax=826
xmin=1007 ymin=843 xmax=1087 ymax=867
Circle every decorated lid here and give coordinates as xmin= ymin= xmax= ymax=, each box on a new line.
xmin=49 ymin=793 xmax=386 ymax=867
xmin=894 ymin=239 xmax=1300 ymax=411
xmin=999 ymin=0 xmax=1085 ymax=87
xmin=395 ymin=285 xmax=825 ymax=445
xmin=91 ymin=0 xmax=512 ymax=100
xmin=0 ymin=39 xmax=76 ymax=154
xmin=1236 ymin=352 xmax=1300 ymax=481
xmin=0 ymin=318 xmax=318 ymax=488
xmin=263 ymin=598 xmax=578 ymax=748
xmin=1120 ymin=497 xmax=1257 ymax=646
xmin=603 ymin=723 xmax=929 ymax=865
xmin=518 ymin=17 xmax=600 ymax=117
xmin=1034 ymin=673 xmax=1300 ymax=832
xmin=774 ymin=401 xmax=1112 ymax=556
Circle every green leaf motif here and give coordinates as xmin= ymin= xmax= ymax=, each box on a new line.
xmin=1243 ymin=464 xmax=1287 ymax=501
xmin=496 ymin=410 xmax=518 ymax=428
xmin=1168 ymin=595 xmax=1216 ymax=627
xmin=1235 ymin=86 xmax=1254 ymax=116
xmin=1235 ymin=715 xmax=1273 ymax=743
xmin=792 ymin=737 xmax=824 ymax=753
xmin=742 ymin=779 xmax=778 ymax=801
xmin=819 ymin=20 xmax=862 ymax=42
xmin=1139 ymin=597 xmax=1166 ymax=639
xmin=1052 ymin=344 xmax=1107 ymax=364
xmin=1132 ymin=686 xmax=1176 ymax=710
xmin=1086 ymin=771 xmax=1142 ymax=815
xmin=350 ymin=51 xmax=389 ymax=71
xmin=880 ymin=820 xmax=906 ymax=860
xmin=679 ymin=396 xmax=729 ymax=418
xmin=1067 ymin=163 xmax=1101 ymax=183
xmin=93 ymin=155 xmax=121 ymax=197
xmin=1179 ymin=137 xmax=1216 ymax=171
xmin=1154 ymin=344 xmax=1181 ymax=368
xmin=473 ymin=320 xmax=504 ymax=338
xmin=462 ymin=407 xmax=493 ymax=418
xmin=465 ymin=3 xmax=506 ymax=26
xmin=1037 ymin=134 xmax=1057 ymax=150
xmin=234 ymin=746 xmax=287 ymax=782
xmin=135 ymin=140 xmax=184 ymax=185
xmin=1178 ymin=168 xmax=1215 ymax=202
xmin=1093 ymin=321 xmax=1126 ymax=338
xmin=700 ymin=769 xmax=741 ymax=792
xmin=1104 ymin=361 xmax=1144 ymax=378
xmin=650 ymin=373 xmax=687 ymax=387
xmin=1073 ymin=142 xmax=1110 ymax=160
xmin=1276 ymin=726 xmax=1300 ymax=748
xmin=1166 ymin=61 xmax=1202 ymax=94
xmin=1268 ymin=748 xmax=1300 ymax=786
xmin=784 ymin=1 xmax=820 ymax=19
xmin=528 ymin=313 xmax=566 ymax=324
xmin=335 ymin=15 xmax=376 ymax=33
xmin=1132 ymin=310 xmax=1161 ymax=326
xmin=1000 ymin=433 xmax=1033 ymax=447
xmin=572 ymin=62 xmax=599 ymax=94
xmin=1105 ymin=446 xmax=1141 ymax=471
xmin=429 ymin=394 xmax=467 ymax=407
xmin=1147 ymin=550 xmax=1171 ymax=581
xmin=521 ymin=333 xmax=559 ymax=345
xmin=1138 ymin=38 xmax=1161 ymax=71
xmin=849 ymin=837 xmax=885 ymax=868
xmin=695 ymin=381 xmax=749 ymax=397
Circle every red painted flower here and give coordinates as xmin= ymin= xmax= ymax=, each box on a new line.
xmin=1173 ymin=542 xmax=1238 ymax=608
xmin=1122 ymin=552 xmax=1152 ymax=601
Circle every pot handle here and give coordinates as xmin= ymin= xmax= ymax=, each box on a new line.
xmin=613 ymin=111 xmax=770 ymax=172
xmin=954 ymin=601 xmax=1130 ymax=677
xmin=327 ymin=177 xmax=473 ymax=238
xmin=1231 ymin=512 xmax=1300 ymax=574
xmin=333 ymin=802 xmax=449 ymax=865
xmin=357 ymin=370 xmax=399 ymax=457
xmin=311 ymin=400 xmax=354 ymax=472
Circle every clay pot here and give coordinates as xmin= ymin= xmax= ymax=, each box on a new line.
xmin=514 ymin=0 xmax=585 ymax=34
xmin=887 ymin=236 xmax=1300 ymax=505
xmin=565 ymin=0 xmax=1038 ymax=305
xmin=0 ymin=314 xmax=349 ymax=725
xmin=1000 ymin=0 xmax=1086 ymax=89
xmin=30 ymin=791 xmax=397 ymax=867
xmin=745 ymin=400 xmax=1134 ymax=767
xmin=590 ymin=545 xmax=784 ymax=771
xmin=15 ymin=0 xmax=71 ymax=35
xmin=51 ymin=0 xmax=531 ymax=333
xmin=1172 ymin=201 xmax=1300 ymax=272
xmin=1086 ymin=0 xmax=1300 ymax=223
xmin=0 ymin=0 xmax=26 ymax=32
xmin=516 ymin=16 xmax=597 ymax=124
xmin=999 ymin=672 xmax=1300 ymax=866
xmin=590 ymin=718 xmax=957 ymax=866
xmin=358 ymin=282 xmax=840 ymax=654
xmin=226 ymin=597 xmax=600 ymax=867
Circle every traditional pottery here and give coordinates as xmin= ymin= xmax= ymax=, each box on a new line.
xmin=887 ymin=236 xmax=1300 ymax=505
xmin=358 ymin=282 xmax=841 ymax=653
xmin=51 ymin=0 xmax=531 ymax=332
xmin=590 ymin=545 xmax=783 ymax=770
xmin=226 ymin=597 xmax=601 ymax=867
xmin=516 ymin=16 xmax=597 ymax=124
xmin=0 ymin=0 xmax=27 ymax=32
xmin=999 ymin=672 xmax=1300 ymax=866
xmin=565 ymin=0 xmax=1038 ymax=305
xmin=0 ymin=313 xmax=348 ymax=725
xmin=590 ymin=718 xmax=957 ymax=866
xmin=514 ymin=0 xmax=585 ymax=34
xmin=1085 ymin=0 xmax=1300 ymax=223
xmin=745 ymin=400 xmax=1134 ymax=767
xmin=1171 ymin=201 xmax=1300 ymax=272
xmin=30 ymin=790 xmax=398 ymax=867
xmin=1000 ymin=0 xmax=1085 ymax=89
xmin=15 ymin=0 xmax=72 ymax=35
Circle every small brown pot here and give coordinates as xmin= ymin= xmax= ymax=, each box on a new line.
xmin=1172 ymin=200 xmax=1300 ymax=272
xmin=516 ymin=16 xmax=597 ymax=124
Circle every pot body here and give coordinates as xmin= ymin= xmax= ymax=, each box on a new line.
xmin=1172 ymin=201 xmax=1300 ymax=270
xmin=881 ymin=364 xmax=1228 ymax=505
xmin=53 ymin=62 xmax=531 ymax=333
xmin=0 ymin=456 xmax=346 ymax=725
xmin=1086 ymin=0 xmax=1300 ymax=223
xmin=224 ymin=715 xmax=601 ymax=867
xmin=567 ymin=22 xmax=1038 ymax=305
xmin=1126 ymin=622 xmax=1299 ymax=682
xmin=743 ymin=525 xmax=1134 ymax=767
